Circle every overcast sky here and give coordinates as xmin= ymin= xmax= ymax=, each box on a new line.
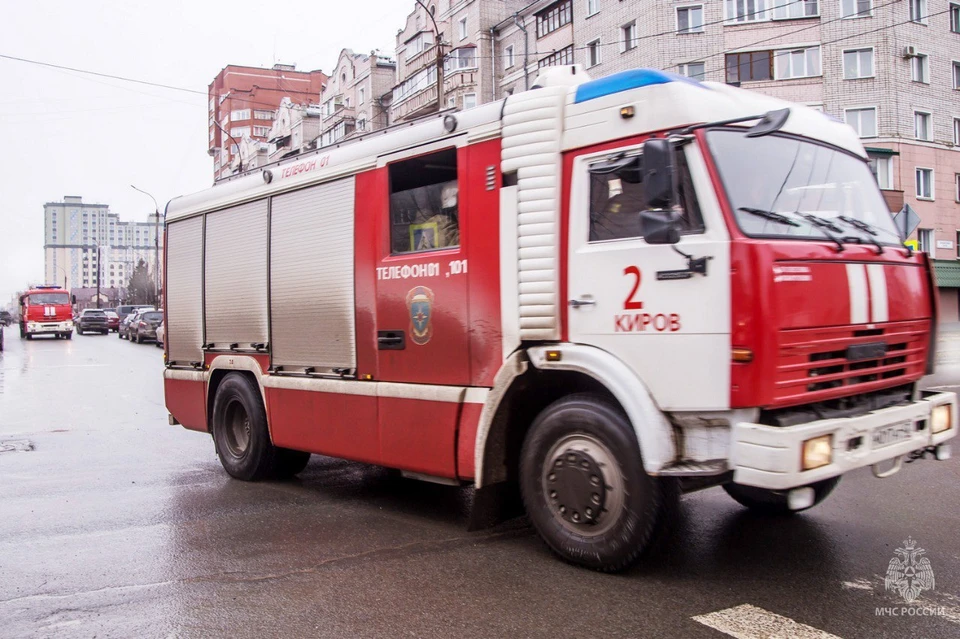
xmin=0 ymin=0 xmax=414 ymax=304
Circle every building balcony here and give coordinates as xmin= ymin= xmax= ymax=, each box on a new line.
xmin=881 ymin=189 xmax=904 ymax=213
xmin=322 ymin=107 xmax=357 ymax=134
xmin=392 ymin=85 xmax=440 ymax=121
xmin=445 ymin=69 xmax=478 ymax=91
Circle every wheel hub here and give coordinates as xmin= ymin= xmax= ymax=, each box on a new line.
xmin=547 ymin=449 xmax=606 ymax=526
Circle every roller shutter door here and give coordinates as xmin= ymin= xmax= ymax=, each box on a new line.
xmin=270 ymin=177 xmax=356 ymax=373
xmin=166 ymin=216 xmax=203 ymax=366
xmin=204 ymin=201 xmax=268 ymax=348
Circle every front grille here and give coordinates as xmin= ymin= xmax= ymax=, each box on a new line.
xmin=773 ymin=319 xmax=928 ymax=408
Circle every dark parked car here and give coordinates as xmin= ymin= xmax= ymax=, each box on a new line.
xmin=76 ymin=309 xmax=109 ymax=335
xmin=116 ymin=304 xmax=154 ymax=324
xmin=132 ymin=311 xmax=164 ymax=343
xmin=0 ymin=323 xmax=4 ymax=351
xmin=0 ymin=310 xmax=12 ymax=326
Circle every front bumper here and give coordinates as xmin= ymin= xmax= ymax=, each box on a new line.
xmin=26 ymin=321 xmax=73 ymax=334
xmin=731 ymin=391 xmax=957 ymax=489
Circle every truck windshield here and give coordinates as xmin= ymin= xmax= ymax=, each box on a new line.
xmin=706 ymin=129 xmax=901 ymax=245
xmin=28 ymin=293 xmax=70 ymax=305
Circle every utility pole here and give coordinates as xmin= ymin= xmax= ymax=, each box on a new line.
xmin=131 ymin=185 xmax=161 ymax=308
xmin=414 ymin=0 xmax=444 ymax=110
xmin=96 ymin=245 xmax=102 ymax=309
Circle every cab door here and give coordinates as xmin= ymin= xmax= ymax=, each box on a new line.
xmin=373 ymin=144 xmax=471 ymax=477
xmin=565 ymin=141 xmax=732 ymax=411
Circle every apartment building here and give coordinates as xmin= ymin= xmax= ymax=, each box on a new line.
xmin=392 ymin=0 xmax=527 ymax=123
xmin=43 ymin=196 xmax=163 ymax=292
xmin=265 ymin=99 xmax=324 ymax=164
xmin=208 ymin=64 xmax=328 ymax=180
xmin=495 ymin=0 xmax=576 ymax=97
xmin=319 ymin=49 xmax=397 ymax=146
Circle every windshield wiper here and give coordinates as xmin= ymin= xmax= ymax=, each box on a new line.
xmin=738 ymin=207 xmax=800 ymax=227
xmin=837 ymin=216 xmax=884 ymax=255
xmin=798 ymin=214 xmax=845 ymax=253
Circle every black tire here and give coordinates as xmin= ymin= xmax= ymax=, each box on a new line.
xmin=19 ymin=325 xmax=25 ymax=339
xmin=723 ymin=476 xmax=841 ymax=515
xmin=101 ymin=330 xmax=107 ymax=335
xmin=211 ymin=373 xmax=277 ymax=481
xmin=77 ymin=329 xmax=84 ymax=335
xmin=26 ymin=334 xmax=33 ymax=340
xmin=519 ymin=393 xmax=675 ymax=572
xmin=65 ymin=332 xmax=72 ymax=340
xmin=274 ymin=449 xmax=311 ymax=479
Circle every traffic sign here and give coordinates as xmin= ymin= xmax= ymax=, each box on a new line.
xmin=893 ymin=203 xmax=921 ymax=240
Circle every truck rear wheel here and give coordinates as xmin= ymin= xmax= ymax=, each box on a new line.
xmin=723 ymin=476 xmax=841 ymax=515
xmin=211 ymin=373 xmax=277 ymax=481
xmin=519 ymin=393 xmax=674 ymax=572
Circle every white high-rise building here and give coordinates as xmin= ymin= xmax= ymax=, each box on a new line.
xmin=44 ymin=196 xmax=163 ymax=292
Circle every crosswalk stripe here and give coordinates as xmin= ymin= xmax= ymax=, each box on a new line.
xmin=693 ymin=604 xmax=842 ymax=639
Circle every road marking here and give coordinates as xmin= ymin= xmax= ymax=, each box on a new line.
xmin=693 ymin=604 xmax=841 ymax=639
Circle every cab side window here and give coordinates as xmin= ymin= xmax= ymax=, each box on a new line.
xmin=389 ymin=148 xmax=460 ymax=254
xmin=588 ymin=149 xmax=705 ymax=242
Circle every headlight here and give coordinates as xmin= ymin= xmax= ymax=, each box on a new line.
xmin=802 ymin=435 xmax=833 ymax=470
xmin=932 ymin=404 xmax=952 ymax=434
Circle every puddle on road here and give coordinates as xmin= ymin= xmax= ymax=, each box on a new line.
xmin=0 ymin=440 xmax=35 ymax=452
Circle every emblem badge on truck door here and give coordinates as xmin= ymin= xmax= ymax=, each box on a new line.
xmin=406 ymin=286 xmax=435 ymax=345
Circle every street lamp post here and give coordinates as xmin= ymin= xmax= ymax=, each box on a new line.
xmin=413 ymin=0 xmax=445 ymax=110
xmin=131 ymin=185 xmax=161 ymax=308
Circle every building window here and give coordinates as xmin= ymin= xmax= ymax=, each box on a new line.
xmin=679 ymin=62 xmax=706 ymax=80
xmin=953 ymin=61 xmax=960 ymax=89
xmin=357 ymin=118 xmax=366 ymax=131
xmin=463 ymin=93 xmax=477 ymax=109
xmin=725 ymin=50 xmax=772 ymax=83
xmin=458 ymin=16 xmax=467 ymax=40
xmin=842 ymin=0 xmax=871 ymax=18
xmin=916 ymin=168 xmax=934 ymax=199
xmin=951 ymin=3 xmax=960 ymax=32
xmin=388 ymin=148 xmax=459 ymax=255
xmin=254 ymin=110 xmax=274 ymax=120
xmin=911 ymin=54 xmax=929 ymax=83
xmin=914 ymin=111 xmax=932 ymax=140
xmin=586 ymin=39 xmax=601 ymax=68
xmin=868 ymin=155 xmax=894 ymax=189
xmin=253 ymin=126 xmax=271 ymax=137
xmin=358 ymin=87 xmax=365 ymax=105
xmin=843 ymin=48 xmax=874 ymax=78
xmin=406 ymin=32 xmax=434 ymax=59
xmin=725 ymin=0 xmax=770 ymax=23
xmin=909 ymin=0 xmax=927 ymax=24
xmin=677 ymin=6 xmax=704 ymax=33
xmin=954 ymin=117 xmax=960 ymax=145
xmin=621 ymin=21 xmax=637 ymax=51
xmin=536 ymin=0 xmax=572 ymax=38
xmin=955 ymin=174 xmax=960 ymax=202
xmin=586 ymin=0 xmax=598 ymax=17
xmin=773 ymin=0 xmax=818 ymax=19
xmin=230 ymin=126 xmax=250 ymax=138
xmin=230 ymin=109 xmax=251 ymax=121
xmin=845 ymin=107 xmax=877 ymax=137
xmin=504 ymin=45 xmax=515 ymax=68
xmin=775 ymin=46 xmax=821 ymax=79
xmin=539 ymin=45 xmax=574 ymax=68
xmin=918 ymin=228 xmax=934 ymax=254
xmin=445 ymin=47 xmax=477 ymax=72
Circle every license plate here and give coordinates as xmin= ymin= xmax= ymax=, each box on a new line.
xmin=871 ymin=422 xmax=913 ymax=449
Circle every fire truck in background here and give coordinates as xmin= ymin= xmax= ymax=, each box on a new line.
xmin=19 ymin=285 xmax=75 ymax=340
xmin=163 ymin=66 xmax=956 ymax=571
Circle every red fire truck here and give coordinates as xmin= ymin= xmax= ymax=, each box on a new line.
xmin=163 ymin=67 xmax=956 ymax=571
xmin=19 ymin=285 xmax=74 ymax=340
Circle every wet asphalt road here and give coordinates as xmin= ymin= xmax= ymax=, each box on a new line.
xmin=1 ymin=327 xmax=959 ymax=639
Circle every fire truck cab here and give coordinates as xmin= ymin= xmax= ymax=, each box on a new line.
xmin=163 ymin=67 xmax=956 ymax=571
xmin=19 ymin=285 xmax=74 ymax=340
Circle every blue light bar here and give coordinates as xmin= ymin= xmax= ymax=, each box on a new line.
xmin=574 ymin=68 xmax=706 ymax=104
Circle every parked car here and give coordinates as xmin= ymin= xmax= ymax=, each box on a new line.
xmin=0 ymin=310 xmax=12 ymax=326
xmin=0 ymin=323 xmax=4 ymax=351
xmin=76 ymin=309 xmax=110 ymax=335
xmin=155 ymin=321 xmax=164 ymax=349
xmin=132 ymin=311 xmax=164 ymax=343
xmin=119 ymin=307 xmax=154 ymax=339
xmin=104 ymin=310 xmax=120 ymax=332
xmin=116 ymin=304 xmax=154 ymax=326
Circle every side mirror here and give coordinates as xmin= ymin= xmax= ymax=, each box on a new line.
xmin=641 ymin=138 xmax=676 ymax=209
xmin=640 ymin=210 xmax=682 ymax=245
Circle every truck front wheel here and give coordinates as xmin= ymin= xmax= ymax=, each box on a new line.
xmin=211 ymin=373 xmax=277 ymax=481
xmin=723 ymin=476 xmax=841 ymax=515
xmin=519 ymin=393 xmax=674 ymax=572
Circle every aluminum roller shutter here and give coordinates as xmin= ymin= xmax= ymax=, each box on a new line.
xmin=270 ymin=177 xmax=356 ymax=373
xmin=166 ymin=217 xmax=203 ymax=365
xmin=204 ymin=201 xmax=268 ymax=348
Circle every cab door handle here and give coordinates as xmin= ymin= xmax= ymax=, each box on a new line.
xmin=377 ymin=331 xmax=406 ymax=350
